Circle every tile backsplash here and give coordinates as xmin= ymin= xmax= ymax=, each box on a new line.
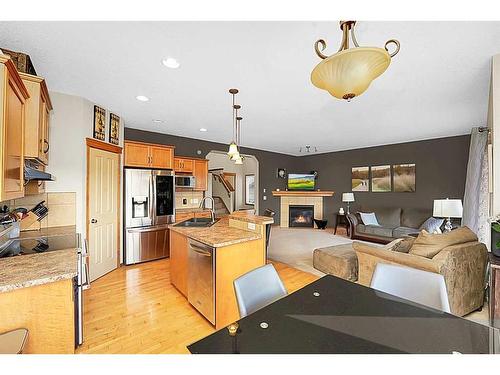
xmin=175 ymin=190 xmax=204 ymax=209
xmin=2 ymin=192 xmax=76 ymax=231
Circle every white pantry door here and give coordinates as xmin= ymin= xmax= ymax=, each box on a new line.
xmin=88 ymin=147 xmax=120 ymax=281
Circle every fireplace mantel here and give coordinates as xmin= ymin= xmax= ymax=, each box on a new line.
xmin=272 ymin=190 xmax=334 ymax=197
xmin=273 ymin=190 xmax=334 ymax=228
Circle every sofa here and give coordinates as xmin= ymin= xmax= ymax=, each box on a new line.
xmin=353 ymin=227 xmax=488 ymax=316
xmin=346 ymin=207 xmax=432 ymax=244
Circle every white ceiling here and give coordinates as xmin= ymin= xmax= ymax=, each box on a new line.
xmin=0 ymin=21 xmax=499 ymax=155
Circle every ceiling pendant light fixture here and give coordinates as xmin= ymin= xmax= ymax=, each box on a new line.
xmin=311 ymin=21 xmax=400 ymax=101
xmin=233 ymin=116 xmax=244 ymax=164
xmin=227 ymin=89 xmax=239 ymax=158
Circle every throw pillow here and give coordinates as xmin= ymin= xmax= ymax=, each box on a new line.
xmin=359 ymin=212 xmax=380 ymax=226
xmin=391 ymin=237 xmax=415 ymax=253
xmin=419 ymin=217 xmax=445 ymax=234
xmin=409 ymin=226 xmax=478 ymax=259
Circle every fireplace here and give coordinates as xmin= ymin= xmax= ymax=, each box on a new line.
xmin=289 ymin=205 xmax=314 ymax=228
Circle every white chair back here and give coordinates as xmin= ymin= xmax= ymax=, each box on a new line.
xmin=233 ymin=264 xmax=287 ymax=318
xmin=370 ymin=263 xmax=451 ymax=313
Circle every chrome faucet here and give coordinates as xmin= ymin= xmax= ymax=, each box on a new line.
xmin=199 ymin=196 xmax=216 ymax=223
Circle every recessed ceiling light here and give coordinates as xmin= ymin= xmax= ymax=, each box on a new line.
xmin=136 ymin=95 xmax=149 ymax=102
xmin=162 ymin=57 xmax=180 ymax=69
xmin=152 ymin=119 xmax=163 ymax=123
xmin=199 ymin=128 xmax=207 ymax=132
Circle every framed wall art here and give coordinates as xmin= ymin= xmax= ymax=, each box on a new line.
xmin=371 ymin=165 xmax=392 ymax=192
xmin=352 ymin=166 xmax=369 ymax=191
xmin=109 ymin=113 xmax=120 ymax=145
xmin=93 ymin=105 xmax=106 ymax=141
xmin=393 ymin=163 xmax=416 ymax=192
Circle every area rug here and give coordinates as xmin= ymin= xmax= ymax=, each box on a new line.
xmin=268 ymin=227 xmax=354 ymax=276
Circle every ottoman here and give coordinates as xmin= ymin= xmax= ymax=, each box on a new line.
xmin=313 ymin=244 xmax=358 ymax=281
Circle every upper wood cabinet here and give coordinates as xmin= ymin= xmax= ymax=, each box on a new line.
xmin=0 ymin=55 xmax=29 ymax=201
xmin=174 ymin=157 xmax=194 ymax=173
xmin=19 ymin=72 xmax=52 ymax=165
xmin=193 ymin=159 xmax=208 ymax=191
xmin=124 ymin=140 xmax=174 ymax=169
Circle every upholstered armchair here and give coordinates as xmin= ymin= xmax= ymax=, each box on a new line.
xmin=353 ymin=240 xmax=488 ymax=316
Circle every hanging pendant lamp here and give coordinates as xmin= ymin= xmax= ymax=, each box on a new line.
xmin=233 ymin=116 xmax=244 ymax=164
xmin=311 ymin=21 xmax=400 ymax=101
xmin=227 ymin=89 xmax=239 ymax=157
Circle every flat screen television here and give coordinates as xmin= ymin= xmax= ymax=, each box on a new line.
xmin=287 ymin=174 xmax=316 ymax=191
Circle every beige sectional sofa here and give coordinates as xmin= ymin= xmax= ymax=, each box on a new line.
xmin=353 ymin=227 xmax=488 ymax=316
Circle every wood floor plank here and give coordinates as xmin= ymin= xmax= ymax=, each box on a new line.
xmin=76 ymin=258 xmax=318 ymax=354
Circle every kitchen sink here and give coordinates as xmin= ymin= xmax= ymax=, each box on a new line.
xmin=174 ymin=217 xmax=219 ymax=227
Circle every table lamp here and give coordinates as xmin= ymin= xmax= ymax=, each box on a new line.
xmin=433 ymin=198 xmax=463 ymax=232
xmin=342 ymin=192 xmax=355 ymax=214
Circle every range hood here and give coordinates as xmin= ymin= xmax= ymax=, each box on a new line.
xmin=24 ymin=160 xmax=55 ymax=182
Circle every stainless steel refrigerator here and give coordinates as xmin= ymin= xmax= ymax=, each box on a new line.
xmin=124 ymin=168 xmax=175 ymax=265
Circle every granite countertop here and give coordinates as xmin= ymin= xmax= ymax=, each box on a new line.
xmin=0 ymin=248 xmax=78 ymax=293
xmin=229 ymin=211 xmax=274 ymax=225
xmin=169 ymin=217 xmax=261 ymax=248
xmin=16 ymin=225 xmax=77 ymax=240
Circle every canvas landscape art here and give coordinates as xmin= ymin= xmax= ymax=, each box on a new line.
xmin=394 ymin=164 xmax=416 ymax=192
xmin=352 ymin=167 xmax=369 ymax=191
xmin=371 ymin=165 xmax=392 ymax=192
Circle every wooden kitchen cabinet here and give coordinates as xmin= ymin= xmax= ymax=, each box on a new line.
xmin=193 ymin=159 xmax=208 ymax=191
xmin=174 ymin=157 xmax=194 ymax=173
xmin=0 ymin=55 xmax=29 ymax=201
xmin=175 ymin=210 xmax=212 ymax=223
xmin=170 ymin=230 xmax=189 ymax=297
xmin=19 ymin=72 xmax=52 ymax=165
xmin=124 ymin=140 xmax=174 ymax=169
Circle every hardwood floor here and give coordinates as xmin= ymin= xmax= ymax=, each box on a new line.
xmin=76 ymin=258 xmax=319 ymax=354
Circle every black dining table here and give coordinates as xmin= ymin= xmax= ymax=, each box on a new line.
xmin=188 ymin=275 xmax=500 ymax=354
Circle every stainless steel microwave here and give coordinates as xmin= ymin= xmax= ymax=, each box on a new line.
xmin=175 ymin=175 xmax=196 ymax=188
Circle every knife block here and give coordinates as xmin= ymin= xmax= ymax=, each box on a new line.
xmin=20 ymin=212 xmax=41 ymax=231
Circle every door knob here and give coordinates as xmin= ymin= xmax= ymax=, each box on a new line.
xmin=91 ymin=219 xmax=98 ymax=223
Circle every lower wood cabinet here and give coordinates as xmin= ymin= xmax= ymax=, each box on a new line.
xmin=170 ymin=230 xmax=188 ymax=297
xmin=175 ymin=210 xmax=211 ymax=223
xmin=0 ymin=279 xmax=75 ymax=353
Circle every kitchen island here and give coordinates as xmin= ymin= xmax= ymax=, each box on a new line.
xmin=169 ymin=212 xmax=273 ymax=329
xmin=0 ymin=247 xmax=77 ymax=353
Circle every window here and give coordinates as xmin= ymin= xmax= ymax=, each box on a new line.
xmin=245 ymin=174 xmax=255 ymax=205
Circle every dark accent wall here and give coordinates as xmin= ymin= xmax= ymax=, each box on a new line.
xmin=297 ymin=135 xmax=470 ymax=220
xmin=125 ymin=128 xmax=470 ymax=225
xmin=124 ymin=128 xmax=298 ymax=222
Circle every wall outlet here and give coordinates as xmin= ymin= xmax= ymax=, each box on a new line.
xmin=248 ymin=222 xmax=256 ymax=230
xmin=263 ymin=195 xmax=267 ymax=201
xmin=263 ymin=188 xmax=266 ymax=193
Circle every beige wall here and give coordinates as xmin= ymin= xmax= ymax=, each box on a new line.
xmin=491 ymin=55 xmax=500 ymax=217
xmin=206 ymin=151 xmax=258 ymax=212
xmin=47 ymin=92 xmax=124 ymax=256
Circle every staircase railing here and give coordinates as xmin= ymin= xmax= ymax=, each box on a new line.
xmin=211 ymin=171 xmax=235 ymax=213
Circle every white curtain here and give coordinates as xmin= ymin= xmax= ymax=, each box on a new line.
xmin=462 ymin=127 xmax=489 ymax=245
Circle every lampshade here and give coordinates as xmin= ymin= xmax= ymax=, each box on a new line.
xmin=342 ymin=192 xmax=355 ymax=202
xmin=227 ymin=142 xmax=238 ymax=157
xmin=230 ymin=151 xmax=240 ymax=161
xmin=311 ymin=48 xmax=391 ymax=100
xmin=311 ymin=21 xmax=400 ymax=101
xmin=433 ymin=199 xmax=463 ymax=218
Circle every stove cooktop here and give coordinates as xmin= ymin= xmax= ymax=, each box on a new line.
xmin=0 ymin=233 xmax=78 ymax=258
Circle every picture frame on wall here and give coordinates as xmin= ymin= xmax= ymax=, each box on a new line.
xmin=352 ymin=166 xmax=369 ymax=191
xmin=393 ymin=163 xmax=416 ymax=192
xmin=93 ymin=105 xmax=106 ymax=141
xmin=109 ymin=113 xmax=120 ymax=145
xmin=371 ymin=165 xmax=392 ymax=192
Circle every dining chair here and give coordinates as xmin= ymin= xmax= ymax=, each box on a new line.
xmin=370 ymin=263 xmax=451 ymax=313
xmin=234 ymin=264 xmax=287 ymax=318
xmin=263 ymin=209 xmax=276 ymax=261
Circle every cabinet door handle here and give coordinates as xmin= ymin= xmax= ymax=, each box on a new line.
xmin=43 ymin=140 xmax=49 ymax=153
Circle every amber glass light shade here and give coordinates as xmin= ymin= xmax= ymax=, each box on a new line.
xmin=311 ymin=47 xmax=391 ymax=100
